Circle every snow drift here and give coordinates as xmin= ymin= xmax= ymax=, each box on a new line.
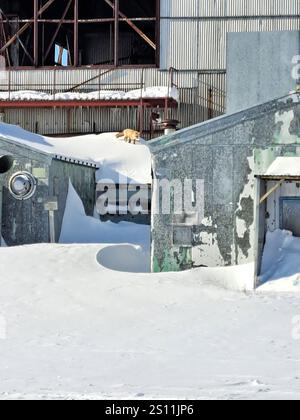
xmin=259 ymin=229 xmax=300 ymax=291
xmin=59 ymin=181 xmax=150 ymax=250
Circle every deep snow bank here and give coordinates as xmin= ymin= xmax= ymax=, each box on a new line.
xmin=259 ymin=230 xmax=300 ymax=292
xmin=59 ymin=181 xmax=150 ymax=250
xmin=1 ymin=243 xmax=299 ymax=399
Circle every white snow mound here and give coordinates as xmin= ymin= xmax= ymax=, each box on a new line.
xmin=259 ymin=229 xmax=300 ymax=291
xmin=0 ymin=122 xmax=152 ymax=184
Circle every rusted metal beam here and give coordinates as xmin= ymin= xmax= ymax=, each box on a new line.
xmin=34 ymin=0 xmax=38 ymax=66
xmin=18 ymin=34 xmax=35 ymax=65
xmin=0 ymin=98 xmax=178 ymax=109
xmin=0 ymin=0 xmax=56 ymax=55
xmin=56 ymin=45 xmax=64 ymax=65
xmin=67 ymin=68 xmax=114 ymax=91
xmin=0 ymin=18 xmax=157 ymax=24
xmin=44 ymin=0 xmax=73 ymax=62
xmin=20 ymin=26 xmax=31 ymax=66
xmin=0 ymin=9 xmax=11 ymax=66
xmin=103 ymin=0 xmax=156 ymax=50
xmin=66 ymin=35 xmax=72 ymax=66
xmin=74 ymin=0 xmax=79 ymax=67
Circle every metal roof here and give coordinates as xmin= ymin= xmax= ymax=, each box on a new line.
xmin=149 ymin=92 xmax=300 ymax=153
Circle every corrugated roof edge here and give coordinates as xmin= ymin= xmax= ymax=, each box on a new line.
xmin=148 ymin=92 xmax=300 ymax=153
xmin=53 ymin=154 xmax=98 ymax=169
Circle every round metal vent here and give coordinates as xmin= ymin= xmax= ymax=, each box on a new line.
xmin=9 ymin=172 xmax=37 ymax=200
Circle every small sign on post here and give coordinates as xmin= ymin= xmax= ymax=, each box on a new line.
xmin=44 ymin=198 xmax=58 ymax=243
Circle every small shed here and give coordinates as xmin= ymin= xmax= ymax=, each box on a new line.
xmin=255 ymin=157 xmax=300 ymax=284
xmin=0 ymin=135 xmax=97 ymax=246
xmin=149 ymin=93 xmax=300 ymax=274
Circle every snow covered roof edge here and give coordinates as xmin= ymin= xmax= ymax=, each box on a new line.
xmin=149 ymin=92 xmax=300 ymax=153
xmin=262 ymin=157 xmax=300 ymax=177
xmin=0 ymin=131 xmax=98 ymax=169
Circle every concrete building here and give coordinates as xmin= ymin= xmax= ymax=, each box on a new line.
xmin=1 ymin=1 xmax=300 ymax=136
xmin=0 ymin=135 xmax=96 ymax=245
xmin=227 ymin=31 xmax=300 ymax=113
xmin=149 ymin=92 xmax=300 ymax=275
xmin=149 ymin=28 xmax=300 ymax=276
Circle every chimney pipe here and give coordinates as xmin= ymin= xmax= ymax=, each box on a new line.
xmin=162 ymin=119 xmax=180 ymax=135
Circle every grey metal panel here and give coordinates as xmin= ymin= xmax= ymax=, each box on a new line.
xmin=162 ymin=0 xmax=300 ymax=18
xmin=227 ymin=31 xmax=300 ymax=113
xmin=227 ymin=0 xmax=300 ymax=16
xmin=161 ymin=0 xmax=199 ymax=18
xmin=160 ymin=19 xmax=199 ymax=70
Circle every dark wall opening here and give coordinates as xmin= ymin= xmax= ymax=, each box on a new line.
xmin=0 ymin=0 xmax=159 ymax=68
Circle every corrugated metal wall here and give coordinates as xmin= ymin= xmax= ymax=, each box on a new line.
xmin=2 ymin=0 xmax=300 ymax=135
xmin=160 ymin=0 xmax=300 ymax=70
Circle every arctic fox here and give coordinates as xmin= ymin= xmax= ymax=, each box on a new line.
xmin=116 ymin=129 xmax=140 ymax=144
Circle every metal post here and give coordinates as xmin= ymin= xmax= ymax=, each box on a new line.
xmin=74 ymin=0 xmax=79 ymax=67
xmin=208 ymin=88 xmax=213 ymax=120
xmin=114 ymin=0 xmax=119 ymax=67
xmin=49 ymin=210 xmax=55 ymax=243
xmin=8 ymin=67 xmax=11 ymax=100
xmin=53 ymin=66 xmax=56 ymax=99
xmin=139 ymin=68 xmax=145 ymax=134
xmin=44 ymin=199 xmax=58 ymax=243
xmin=34 ymin=0 xmax=39 ymax=67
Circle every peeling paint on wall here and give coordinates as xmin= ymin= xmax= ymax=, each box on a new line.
xmin=192 ymin=231 xmax=225 ymax=267
xmin=234 ymin=155 xmax=255 ymax=264
xmin=150 ymin=95 xmax=300 ymax=272
xmin=275 ymin=110 xmax=300 ymax=144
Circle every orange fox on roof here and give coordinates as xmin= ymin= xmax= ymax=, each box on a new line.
xmin=116 ymin=129 xmax=140 ymax=145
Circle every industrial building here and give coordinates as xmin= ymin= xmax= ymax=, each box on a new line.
xmin=150 ymin=93 xmax=300 ymax=276
xmin=1 ymin=0 xmax=300 ymax=136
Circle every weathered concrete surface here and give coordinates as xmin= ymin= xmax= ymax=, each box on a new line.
xmin=0 ymin=138 xmax=96 ymax=245
xmin=227 ymin=31 xmax=300 ymax=114
xmin=150 ymin=93 xmax=300 ymax=272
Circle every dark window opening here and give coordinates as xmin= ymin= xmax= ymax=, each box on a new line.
xmin=0 ymin=0 xmax=159 ymax=68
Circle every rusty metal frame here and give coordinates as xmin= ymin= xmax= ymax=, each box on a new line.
xmin=104 ymin=0 xmax=156 ymax=50
xmin=0 ymin=98 xmax=178 ymax=109
xmin=0 ymin=0 xmax=56 ymax=55
xmin=44 ymin=0 xmax=73 ymax=62
xmin=0 ymin=0 xmax=160 ymax=68
xmin=0 ymin=9 xmax=11 ymax=67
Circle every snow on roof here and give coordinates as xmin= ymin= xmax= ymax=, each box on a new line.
xmin=264 ymin=157 xmax=300 ymax=177
xmin=0 ymin=86 xmax=179 ymax=102
xmin=0 ymin=123 xmax=152 ymax=184
xmin=150 ymin=92 xmax=300 ymax=153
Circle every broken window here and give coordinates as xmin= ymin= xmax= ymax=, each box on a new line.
xmin=0 ymin=0 xmax=159 ymax=68
xmin=55 ymin=44 xmax=68 ymax=66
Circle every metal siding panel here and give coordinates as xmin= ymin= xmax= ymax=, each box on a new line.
xmin=161 ymin=19 xmax=198 ymax=70
xmin=161 ymin=0 xmax=199 ymax=17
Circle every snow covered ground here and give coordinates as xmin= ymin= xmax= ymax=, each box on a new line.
xmin=0 ymin=86 xmax=180 ymax=102
xmin=2 ymin=122 xmax=300 ymax=399
xmin=1 ymin=185 xmax=300 ymax=400
xmin=1 ymin=242 xmax=300 ymax=400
